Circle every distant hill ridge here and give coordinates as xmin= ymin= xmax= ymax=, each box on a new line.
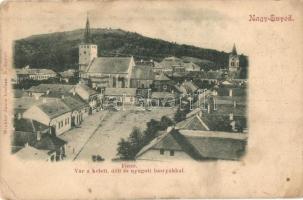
xmin=14 ymin=28 xmax=248 ymax=75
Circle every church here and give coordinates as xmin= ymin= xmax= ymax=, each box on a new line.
xmin=79 ymin=16 xmax=140 ymax=89
xmin=228 ymin=44 xmax=240 ymax=72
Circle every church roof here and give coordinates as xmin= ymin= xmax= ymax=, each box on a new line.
xmin=87 ymin=57 xmax=133 ymax=74
xmin=231 ymin=44 xmax=237 ymax=56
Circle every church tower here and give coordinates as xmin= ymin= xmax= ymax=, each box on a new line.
xmin=79 ymin=15 xmax=98 ymax=74
xmin=228 ymin=44 xmax=239 ymax=72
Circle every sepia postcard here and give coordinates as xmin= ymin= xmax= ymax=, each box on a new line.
xmin=0 ymin=0 xmax=302 ymax=199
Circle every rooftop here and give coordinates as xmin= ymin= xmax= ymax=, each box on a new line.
xmin=15 ymin=145 xmax=50 ymax=160
xmin=14 ymin=118 xmax=49 ymax=133
xmin=87 ymin=57 xmax=133 ymax=74
xmin=36 ymin=99 xmax=72 ymax=119
xmin=28 ymin=84 xmax=75 ymax=93
xmin=136 ymin=129 xmax=247 ymax=160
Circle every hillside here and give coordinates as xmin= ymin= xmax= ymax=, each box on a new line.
xmin=13 ymin=28 xmax=248 ymax=77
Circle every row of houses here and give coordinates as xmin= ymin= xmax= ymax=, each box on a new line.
xmin=135 ymin=79 xmax=248 ymax=161
xmin=12 ymin=83 xmax=103 ymax=161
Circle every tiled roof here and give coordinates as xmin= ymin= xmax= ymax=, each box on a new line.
xmin=14 ymin=118 xmax=49 ymax=132
xmin=37 ymin=99 xmax=71 ymax=119
xmin=61 ymin=95 xmax=88 ymax=110
xmin=181 ymin=130 xmax=247 ymax=160
xmin=28 ymin=84 xmax=75 ymax=93
xmin=136 ymin=129 xmax=247 ymax=160
xmin=14 ymin=97 xmax=45 ymax=114
xmin=87 ymin=57 xmax=132 ymax=74
xmin=104 ymin=88 xmax=137 ymax=96
xmin=176 ymin=114 xmax=209 ymax=131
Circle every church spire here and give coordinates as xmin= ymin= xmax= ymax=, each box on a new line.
xmin=231 ymin=43 xmax=237 ymax=55
xmin=84 ymin=13 xmax=91 ymax=43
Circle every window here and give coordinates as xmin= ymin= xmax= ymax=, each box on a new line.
xmin=170 ymin=150 xmax=174 ymax=156
xmin=160 ymin=149 xmax=164 ymax=155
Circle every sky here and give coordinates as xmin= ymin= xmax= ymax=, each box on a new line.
xmin=2 ymin=0 xmax=284 ymax=55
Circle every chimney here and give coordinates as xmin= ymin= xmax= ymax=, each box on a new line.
xmin=37 ymin=131 xmax=41 ymax=141
xmin=229 ymin=89 xmax=233 ymax=97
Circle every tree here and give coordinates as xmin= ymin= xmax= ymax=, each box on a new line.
xmin=160 ymin=116 xmax=174 ymax=130
xmin=128 ymin=127 xmax=143 ymax=157
xmin=116 ymin=138 xmax=132 ymax=160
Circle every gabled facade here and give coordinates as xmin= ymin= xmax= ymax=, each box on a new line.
xmin=23 ymin=100 xmax=72 ymax=135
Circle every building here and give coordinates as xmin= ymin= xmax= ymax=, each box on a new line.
xmin=229 ymin=44 xmax=240 ymax=72
xmin=27 ymin=84 xmax=75 ymax=99
xmin=14 ymin=96 xmax=45 ymax=118
xmin=79 ymin=15 xmax=98 ymax=73
xmin=60 ymin=95 xmax=89 ymax=126
xmin=104 ymin=88 xmax=137 ymax=105
xmin=59 ymin=69 xmax=77 ymax=83
xmin=13 ymin=66 xmax=57 ymax=84
xmin=23 ymin=100 xmax=72 ymax=135
xmin=130 ymin=61 xmax=155 ymax=88
xmin=27 ymin=83 xmax=100 ymax=113
xmin=74 ymin=83 xmax=101 ymax=113
xmin=136 ymin=128 xmax=247 ymax=161
xmin=176 ymin=110 xmax=210 ymax=131
xmin=153 ymin=73 xmax=173 ymax=92
xmin=12 ymin=118 xmax=50 ymax=153
xmin=78 ymin=16 xmax=136 ymax=89
xmin=15 ymin=135 xmax=67 ymax=162
xmin=83 ymin=56 xmax=136 ymax=88
xmin=32 ymin=134 xmax=67 ymax=161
